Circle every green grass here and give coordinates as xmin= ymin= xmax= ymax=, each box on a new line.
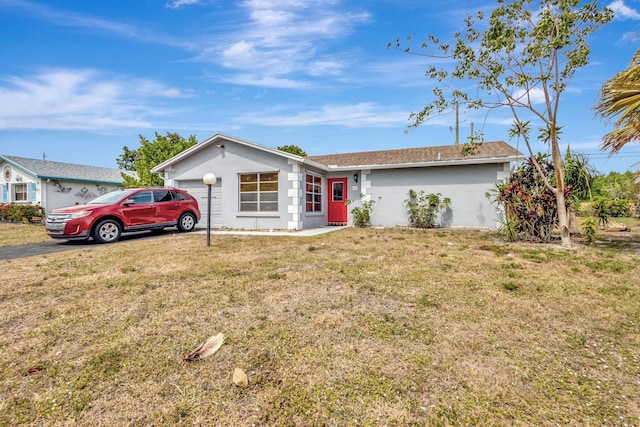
xmin=0 ymin=226 xmax=639 ymax=425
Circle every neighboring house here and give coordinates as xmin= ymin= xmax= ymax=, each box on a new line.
xmin=152 ymin=133 xmax=523 ymax=230
xmin=0 ymin=155 xmax=126 ymax=214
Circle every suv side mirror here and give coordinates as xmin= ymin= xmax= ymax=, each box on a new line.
xmin=122 ymin=198 xmax=135 ymax=205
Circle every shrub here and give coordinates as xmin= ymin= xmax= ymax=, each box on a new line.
xmin=347 ymin=194 xmax=379 ymax=228
xmin=403 ymin=190 xmax=451 ymax=228
xmin=591 ymin=198 xmax=610 ymax=226
xmin=580 ymin=216 xmax=598 ymax=244
xmin=608 ymin=199 xmax=633 ymax=217
xmin=0 ymin=203 xmax=45 ymax=223
xmin=491 ymin=154 xmax=572 ymax=242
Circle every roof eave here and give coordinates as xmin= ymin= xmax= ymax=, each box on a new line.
xmin=324 ymin=155 xmax=523 ymax=171
xmin=39 ymin=175 xmax=123 ymax=185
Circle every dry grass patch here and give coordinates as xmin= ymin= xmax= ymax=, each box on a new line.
xmin=0 ymin=223 xmax=49 ymax=247
xmin=0 ymin=228 xmax=638 ymax=426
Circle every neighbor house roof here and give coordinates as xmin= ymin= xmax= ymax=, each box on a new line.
xmin=0 ymin=155 xmax=127 ymax=184
xmin=307 ymin=141 xmax=522 ymax=169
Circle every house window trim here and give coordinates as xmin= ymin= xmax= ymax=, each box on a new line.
xmin=305 ymin=173 xmax=323 ymax=213
xmin=238 ymin=171 xmax=279 ymax=213
xmin=13 ymin=183 xmax=28 ymax=202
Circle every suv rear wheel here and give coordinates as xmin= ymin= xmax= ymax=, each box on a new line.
xmin=177 ymin=212 xmax=196 ymax=232
xmin=94 ymin=219 xmax=122 ymax=243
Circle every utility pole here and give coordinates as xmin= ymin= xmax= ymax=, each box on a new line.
xmin=42 ymin=153 xmax=47 ymax=161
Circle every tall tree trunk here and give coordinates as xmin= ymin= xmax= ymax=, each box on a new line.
xmin=555 ymin=189 xmax=572 ymax=247
xmin=551 ymin=132 xmax=572 ymax=248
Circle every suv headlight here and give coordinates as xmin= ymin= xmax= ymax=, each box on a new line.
xmin=70 ymin=210 xmax=92 ymax=219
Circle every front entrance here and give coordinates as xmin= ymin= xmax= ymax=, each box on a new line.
xmin=327 ymin=178 xmax=348 ymax=225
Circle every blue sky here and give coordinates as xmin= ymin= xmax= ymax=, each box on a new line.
xmin=0 ymin=0 xmax=639 ymax=174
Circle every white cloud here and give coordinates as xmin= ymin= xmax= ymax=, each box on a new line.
xmin=206 ymin=1 xmax=371 ymax=88
xmin=2 ymin=0 xmax=195 ymax=49
xmin=0 ymin=69 xmax=189 ymax=130
xmin=237 ymin=102 xmax=410 ymax=128
xmin=607 ymin=0 xmax=640 ymax=20
xmin=166 ymin=0 xmax=200 ymax=9
xmin=222 ymin=74 xmax=310 ymax=89
xmin=512 ymin=87 xmax=547 ymax=105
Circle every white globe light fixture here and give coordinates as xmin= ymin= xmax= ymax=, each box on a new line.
xmin=203 ymin=173 xmax=217 ymax=186
xmin=202 ymin=173 xmax=217 ymax=246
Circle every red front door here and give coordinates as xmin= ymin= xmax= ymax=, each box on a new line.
xmin=328 ymin=178 xmax=348 ymax=225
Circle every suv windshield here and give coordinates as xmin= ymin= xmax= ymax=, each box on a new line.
xmin=88 ymin=190 xmax=134 ymax=205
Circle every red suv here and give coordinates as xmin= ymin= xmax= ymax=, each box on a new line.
xmin=46 ymin=188 xmax=201 ymax=243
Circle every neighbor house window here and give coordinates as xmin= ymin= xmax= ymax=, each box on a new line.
xmin=305 ymin=174 xmax=322 ymax=212
xmin=239 ymin=172 xmax=278 ymax=212
xmin=14 ymin=183 xmax=27 ymax=202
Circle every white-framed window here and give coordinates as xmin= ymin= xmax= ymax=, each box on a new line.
xmin=239 ymin=172 xmax=278 ymax=212
xmin=305 ymin=174 xmax=322 ymax=212
xmin=13 ymin=183 xmax=27 ymax=202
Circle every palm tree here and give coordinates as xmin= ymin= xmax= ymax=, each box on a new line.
xmin=595 ymin=48 xmax=640 ymax=153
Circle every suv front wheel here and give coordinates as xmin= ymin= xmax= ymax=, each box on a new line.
xmin=177 ymin=212 xmax=196 ymax=232
xmin=94 ymin=219 xmax=122 ymax=243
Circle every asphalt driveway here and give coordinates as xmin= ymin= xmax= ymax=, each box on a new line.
xmin=0 ymin=230 xmax=181 ymax=261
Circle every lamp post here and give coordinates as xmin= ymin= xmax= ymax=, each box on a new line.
xmin=202 ymin=173 xmax=217 ymax=246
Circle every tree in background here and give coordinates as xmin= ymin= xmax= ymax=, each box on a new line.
xmin=277 ymin=145 xmax=307 ymax=157
xmin=595 ymin=48 xmax=640 ymax=154
xmin=118 ymin=132 xmax=197 ymax=187
xmin=392 ymin=0 xmax=613 ymax=247
xmin=593 ymin=171 xmax=639 ymax=201
xmin=564 ymin=147 xmax=597 ymax=201
xmin=590 ymin=171 xmax=640 ymax=218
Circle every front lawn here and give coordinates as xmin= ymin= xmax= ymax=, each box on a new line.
xmin=0 ymin=228 xmax=638 ymax=425
xmin=0 ymin=223 xmax=49 ymax=247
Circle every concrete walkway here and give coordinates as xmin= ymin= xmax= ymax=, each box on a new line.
xmin=193 ymin=225 xmax=350 ymax=237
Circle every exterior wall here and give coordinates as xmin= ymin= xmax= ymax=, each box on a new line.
xmin=41 ymin=180 xmax=121 ymax=213
xmin=301 ymin=165 xmax=328 ymax=229
xmin=359 ymin=163 xmax=510 ymax=228
xmin=164 ymin=140 xmax=304 ymax=230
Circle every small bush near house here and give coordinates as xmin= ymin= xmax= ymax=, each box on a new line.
xmin=404 ymin=190 xmax=451 ymax=228
xmin=347 ymin=194 xmax=379 ymax=227
xmin=491 ymin=154 xmax=572 ymax=242
xmin=0 ymin=203 xmax=45 ymax=223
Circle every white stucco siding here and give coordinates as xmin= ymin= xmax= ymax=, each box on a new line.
xmin=41 ymin=180 xmax=121 ymax=213
xmin=167 ymin=140 xmax=297 ymax=230
xmin=301 ymin=165 xmax=329 ymax=229
xmin=366 ymin=163 xmax=508 ymax=228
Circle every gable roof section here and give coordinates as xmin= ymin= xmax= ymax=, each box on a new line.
xmin=307 ymin=141 xmax=522 ymax=170
xmin=152 ymin=133 xmax=328 ymax=172
xmin=1 ymin=155 xmax=126 ymax=184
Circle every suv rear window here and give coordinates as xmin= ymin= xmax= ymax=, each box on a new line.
xmin=154 ymin=190 xmax=173 ymax=202
xmin=173 ymin=191 xmax=191 ymax=201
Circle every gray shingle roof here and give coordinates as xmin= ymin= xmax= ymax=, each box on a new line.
xmin=307 ymin=141 xmax=522 ymax=167
xmin=1 ymin=155 xmax=127 ymax=184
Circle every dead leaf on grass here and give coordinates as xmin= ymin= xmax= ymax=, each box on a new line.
xmin=232 ymin=367 xmax=248 ymax=387
xmin=184 ymin=332 xmax=225 ymax=362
